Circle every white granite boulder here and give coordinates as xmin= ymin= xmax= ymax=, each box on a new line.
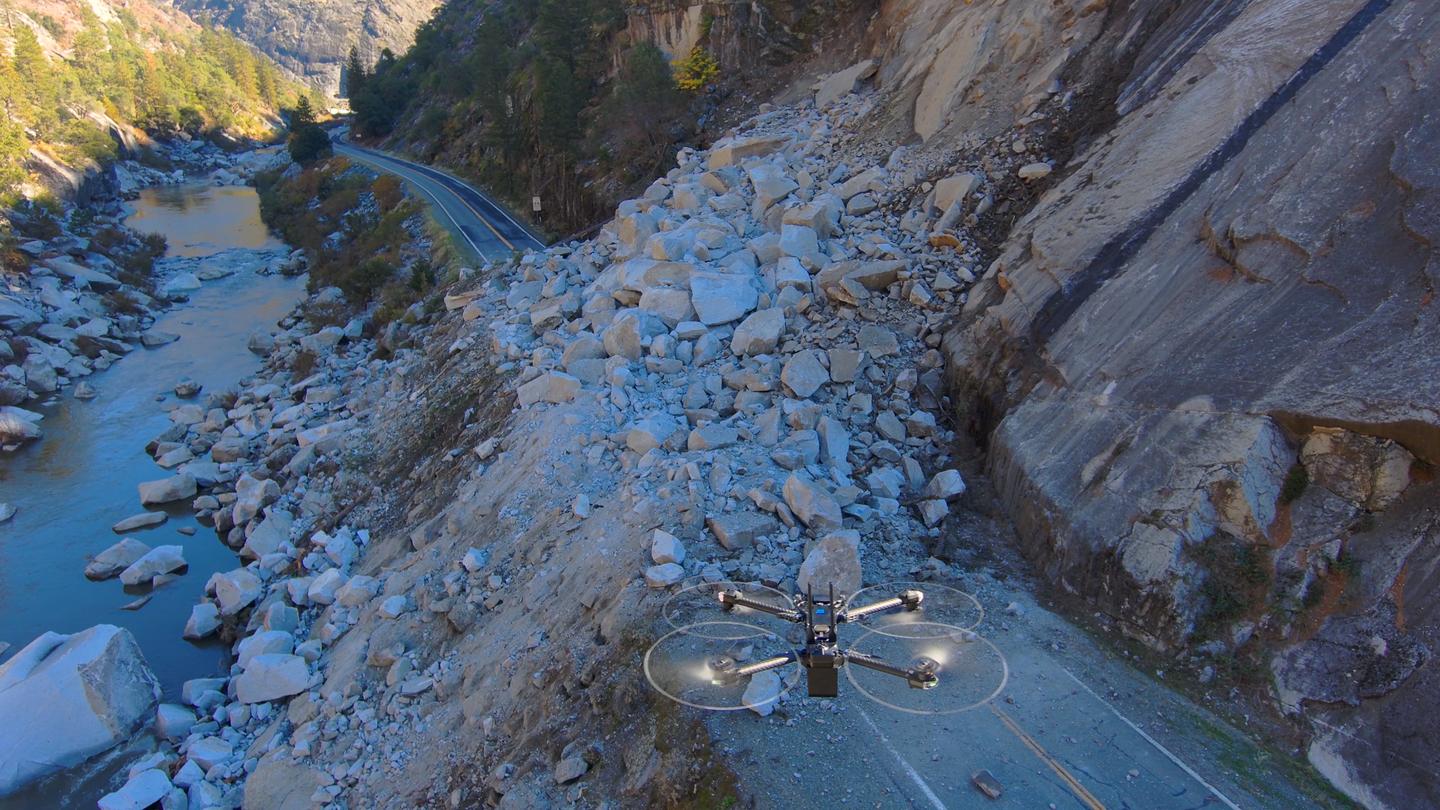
xmin=0 ymin=625 xmax=160 ymax=795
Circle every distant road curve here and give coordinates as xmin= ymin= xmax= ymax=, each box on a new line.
xmin=334 ymin=141 xmax=546 ymax=261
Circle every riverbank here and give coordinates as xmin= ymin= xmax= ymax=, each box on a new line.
xmin=0 ymin=142 xmax=309 ymax=806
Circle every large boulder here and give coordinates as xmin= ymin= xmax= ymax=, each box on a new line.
xmin=815 ymin=59 xmax=877 ymax=109
xmin=0 ymin=625 xmax=160 ymax=796
xmin=797 ymin=530 xmax=863 ymax=597
xmin=234 ymin=654 xmax=310 ymax=703
xmin=137 ymin=473 xmax=197 ymax=506
xmin=689 ymin=273 xmax=758 ymax=325
xmin=0 ymin=407 xmax=43 ymax=445
xmin=214 ymin=568 xmax=263 ymax=615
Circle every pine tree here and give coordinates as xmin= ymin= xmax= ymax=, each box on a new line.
xmin=343 ymin=46 xmax=367 ymax=99
xmin=12 ymin=23 xmax=59 ymax=134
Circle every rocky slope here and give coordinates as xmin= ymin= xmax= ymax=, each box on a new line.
xmin=19 ymin=1 xmax=1433 ymax=807
xmin=173 ymin=0 xmax=444 ymax=93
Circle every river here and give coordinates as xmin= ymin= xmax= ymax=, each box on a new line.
xmin=0 ymin=182 xmax=304 ymax=808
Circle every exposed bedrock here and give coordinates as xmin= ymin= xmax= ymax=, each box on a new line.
xmin=939 ymin=2 xmax=1437 ymax=806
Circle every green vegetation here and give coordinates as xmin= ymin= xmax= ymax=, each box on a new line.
xmin=1190 ymin=534 xmax=1272 ymax=641
xmin=344 ymin=0 xmax=695 ymax=233
xmin=286 ymin=97 xmax=333 ymax=164
xmin=672 ymin=47 xmax=719 ymax=93
xmin=0 ymin=6 xmax=304 ymax=200
xmin=1279 ymin=464 xmax=1309 ymax=504
xmin=256 ymin=157 xmax=432 ymax=323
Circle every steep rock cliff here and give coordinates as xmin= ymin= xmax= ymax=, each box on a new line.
xmin=173 ymin=0 xmax=444 ymax=92
xmin=912 ymin=2 xmax=1437 ymax=807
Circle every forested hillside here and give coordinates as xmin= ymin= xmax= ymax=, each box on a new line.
xmin=346 ymin=0 xmax=870 ymax=234
xmin=0 ymin=0 xmax=310 ymax=199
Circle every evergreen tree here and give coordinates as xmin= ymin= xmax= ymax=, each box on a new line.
xmin=287 ymin=96 xmax=331 ymax=163
xmin=0 ymin=115 xmax=28 ymax=196
xmin=343 ymin=46 xmax=367 ymax=99
xmin=12 ymin=24 xmax=59 ymax=134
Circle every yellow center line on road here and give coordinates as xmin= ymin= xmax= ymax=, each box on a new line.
xmin=990 ymin=703 xmax=1108 ymax=810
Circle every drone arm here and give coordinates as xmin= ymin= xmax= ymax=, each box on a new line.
xmin=838 ymin=589 xmax=923 ymax=623
xmin=840 ymin=597 xmax=904 ymax=622
xmin=733 ymin=652 xmax=798 ymax=678
xmin=717 ymin=589 xmax=802 ymax=622
xmin=714 ymin=651 xmax=799 ymax=685
xmin=842 ymin=649 xmax=938 ymax=690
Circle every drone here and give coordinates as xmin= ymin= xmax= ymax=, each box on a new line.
xmin=645 ymin=579 xmax=1007 ymax=715
xmin=710 ymin=584 xmax=938 ymax=697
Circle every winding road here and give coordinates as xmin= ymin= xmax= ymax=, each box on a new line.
xmin=334 ymin=142 xmax=546 ymax=261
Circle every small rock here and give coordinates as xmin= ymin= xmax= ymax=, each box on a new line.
xmin=742 ymin=670 xmax=783 ymax=717
xmin=554 ymin=756 xmax=590 ymax=784
xmin=651 ymin=530 xmax=686 ymax=565
xmin=183 ymin=603 xmax=222 ymax=640
xmin=1017 ymin=162 xmax=1052 ymax=180
xmin=924 ymin=469 xmax=967 ymax=500
xmin=111 ymin=512 xmax=167 ymax=534
xmin=644 ymin=563 xmax=685 ymax=588
xmin=917 ymin=499 xmax=949 ymax=527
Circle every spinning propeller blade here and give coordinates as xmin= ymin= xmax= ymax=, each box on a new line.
xmin=643 ymin=621 xmax=800 ymax=712
xmin=846 ymin=581 xmax=984 ymax=638
xmin=845 ymin=622 xmax=1008 ymax=715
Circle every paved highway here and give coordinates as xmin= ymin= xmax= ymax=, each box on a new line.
xmin=334 ymin=142 xmax=546 ymax=261
xmin=705 ymin=580 xmax=1337 ymax=809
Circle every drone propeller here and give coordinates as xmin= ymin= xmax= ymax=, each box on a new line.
xmin=643 ymin=621 xmax=800 ymax=711
xmin=846 ymin=581 xmax=983 ymax=638
xmin=662 ymin=580 xmax=795 ymax=639
xmin=844 ymin=622 xmax=1008 ymax=715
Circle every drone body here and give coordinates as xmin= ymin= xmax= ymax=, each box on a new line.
xmin=645 ymin=579 xmax=1005 ymax=716
xmin=712 ymin=584 xmax=935 ymax=698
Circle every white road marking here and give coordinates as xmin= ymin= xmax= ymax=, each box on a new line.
xmin=339 ymin=147 xmax=491 ymax=259
xmin=1060 ymin=667 xmax=1243 ymax=810
xmin=857 ymin=706 xmax=948 ymax=810
xmin=363 ymin=149 xmax=542 ymax=247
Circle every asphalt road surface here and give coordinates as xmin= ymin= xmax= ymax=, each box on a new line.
xmin=334 ymin=142 xmax=546 ymax=261
xmin=702 ymin=580 xmax=1339 ymax=809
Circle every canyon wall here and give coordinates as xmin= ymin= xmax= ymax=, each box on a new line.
xmin=878 ymin=1 xmax=1438 ymax=806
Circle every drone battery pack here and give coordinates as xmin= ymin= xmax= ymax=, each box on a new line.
xmin=808 ymin=667 xmax=838 ymax=697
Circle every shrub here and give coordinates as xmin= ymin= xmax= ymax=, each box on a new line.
xmin=373 ymin=175 xmax=404 ymax=211
xmin=673 ymin=47 xmax=719 ymax=93
xmin=1279 ymin=465 xmax=1309 ymax=504
xmin=102 ymin=290 xmax=145 ymax=315
xmin=339 ymin=258 xmax=395 ymax=303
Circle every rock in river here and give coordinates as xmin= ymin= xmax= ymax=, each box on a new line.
xmin=0 ymin=625 xmax=160 ymax=796
xmin=118 ymin=545 xmax=187 ymax=586
xmin=85 ymin=538 xmax=151 ymax=580
xmin=137 ymin=473 xmax=197 ymax=505
xmin=111 ymin=511 xmax=167 ymax=533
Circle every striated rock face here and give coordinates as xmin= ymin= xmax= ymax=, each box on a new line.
xmin=933 ymin=2 xmax=1438 ymax=807
xmin=620 ymin=0 xmax=876 ymax=69
xmin=173 ymin=0 xmax=443 ymax=92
